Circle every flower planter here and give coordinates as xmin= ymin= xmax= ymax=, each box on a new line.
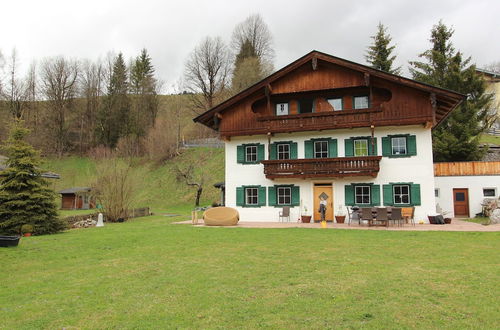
xmin=335 ymin=215 xmax=346 ymax=224
xmin=301 ymin=215 xmax=312 ymax=223
xmin=444 ymin=218 xmax=452 ymax=224
xmin=0 ymin=236 xmax=20 ymax=247
xmin=23 ymin=233 xmax=32 ymax=237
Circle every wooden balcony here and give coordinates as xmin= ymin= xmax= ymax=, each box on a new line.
xmin=261 ymin=156 xmax=382 ymax=179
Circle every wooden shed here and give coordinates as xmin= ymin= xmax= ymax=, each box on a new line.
xmin=59 ymin=187 xmax=95 ymax=210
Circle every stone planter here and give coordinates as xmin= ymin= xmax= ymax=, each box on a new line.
xmin=301 ymin=215 xmax=312 ymax=223
xmin=335 ymin=215 xmax=346 ymax=224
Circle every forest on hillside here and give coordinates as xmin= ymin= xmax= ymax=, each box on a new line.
xmin=0 ymin=16 xmax=496 ymax=161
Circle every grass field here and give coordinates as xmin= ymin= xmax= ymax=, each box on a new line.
xmin=1 ymin=214 xmax=499 ymax=329
xmin=480 ymin=133 xmax=500 ymax=145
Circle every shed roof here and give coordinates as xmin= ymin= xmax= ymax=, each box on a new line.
xmin=59 ymin=187 xmax=92 ymax=194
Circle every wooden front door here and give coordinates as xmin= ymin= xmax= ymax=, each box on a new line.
xmin=313 ymin=185 xmax=334 ymax=222
xmin=453 ymin=188 xmax=469 ymax=217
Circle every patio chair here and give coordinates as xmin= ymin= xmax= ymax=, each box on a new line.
xmin=348 ymin=206 xmax=361 ymax=226
xmin=402 ymin=207 xmax=415 ymax=226
xmin=390 ymin=207 xmax=403 ymax=227
xmin=374 ymin=207 xmax=389 ymax=227
xmin=361 ymin=208 xmax=373 ymax=226
xmin=279 ymin=206 xmax=290 ymax=222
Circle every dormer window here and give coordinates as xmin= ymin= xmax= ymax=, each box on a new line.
xmin=353 ymin=95 xmax=369 ymax=109
xmin=276 ymin=103 xmax=289 ymax=116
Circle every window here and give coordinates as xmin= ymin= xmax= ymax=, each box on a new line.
xmin=314 ymin=141 xmax=328 ymax=158
xmin=354 ymin=139 xmax=369 ymax=156
xmin=277 ymin=143 xmax=290 ymax=160
xmin=245 ymin=187 xmax=258 ymax=206
xmin=355 ymin=186 xmax=371 ymax=204
xmin=327 ymin=98 xmax=343 ymax=111
xmin=393 ymin=185 xmax=410 ymax=205
xmin=277 ymin=187 xmax=292 ymax=205
xmin=483 ymin=188 xmax=496 ymax=197
xmin=391 ymin=137 xmax=407 ymax=155
xmin=299 ymin=99 xmax=314 ymax=113
xmin=276 ymin=103 xmax=289 ymax=116
xmin=353 ymin=96 xmax=369 ymax=109
xmin=435 ymin=189 xmax=440 ymax=197
xmin=245 ymin=145 xmax=257 ymax=163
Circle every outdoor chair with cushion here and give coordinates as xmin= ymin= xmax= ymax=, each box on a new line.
xmin=373 ymin=207 xmax=389 ymax=227
xmin=390 ymin=207 xmax=403 ymax=227
xmin=361 ymin=207 xmax=373 ymax=226
xmin=279 ymin=206 xmax=290 ymax=222
xmin=402 ymin=207 xmax=415 ymax=226
xmin=347 ymin=206 xmax=361 ymax=226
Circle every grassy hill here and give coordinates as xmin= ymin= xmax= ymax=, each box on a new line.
xmin=43 ymin=147 xmax=224 ymax=213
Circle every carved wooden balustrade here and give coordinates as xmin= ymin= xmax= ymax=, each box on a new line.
xmin=261 ymin=156 xmax=382 ymax=179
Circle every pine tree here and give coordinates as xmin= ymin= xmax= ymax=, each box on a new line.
xmin=410 ymin=21 xmax=493 ymax=161
xmin=96 ymin=53 xmax=131 ymax=148
xmin=0 ymin=121 xmax=66 ymax=235
xmin=365 ymin=23 xmax=401 ymax=74
xmin=231 ymin=39 xmax=267 ymax=93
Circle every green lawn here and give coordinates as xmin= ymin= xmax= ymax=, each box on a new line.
xmin=1 ymin=215 xmax=499 ymax=329
xmin=480 ymin=133 xmax=500 ymax=145
xmin=464 ymin=216 xmax=490 ymax=225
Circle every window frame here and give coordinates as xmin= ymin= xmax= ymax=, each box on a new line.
xmin=245 ymin=145 xmax=258 ymax=163
xmin=314 ymin=140 xmax=329 ymax=159
xmin=275 ymin=102 xmax=289 ymax=116
xmin=327 ymin=97 xmax=343 ymax=111
xmin=393 ymin=184 xmax=411 ymax=205
xmin=245 ymin=187 xmax=259 ymax=206
xmin=277 ymin=143 xmax=291 ymax=160
xmin=354 ymin=139 xmax=369 ymax=157
xmin=298 ymin=98 xmax=315 ymax=114
xmin=353 ymin=95 xmax=370 ymax=110
xmin=391 ymin=136 xmax=407 ymax=156
xmin=355 ymin=185 xmax=371 ymax=205
xmin=277 ymin=186 xmax=292 ymax=206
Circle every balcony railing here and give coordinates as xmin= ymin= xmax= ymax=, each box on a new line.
xmin=261 ymin=156 xmax=382 ymax=179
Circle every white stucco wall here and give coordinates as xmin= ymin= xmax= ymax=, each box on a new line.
xmin=225 ymin=125 xmax=436 ymax=222
xmin=434 ymin=176 xmax=500 ymax=218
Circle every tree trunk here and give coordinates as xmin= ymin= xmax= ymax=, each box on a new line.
xmin=195 ymin=187 xmax=203 ymax=207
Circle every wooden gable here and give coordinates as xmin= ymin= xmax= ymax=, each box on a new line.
xmin=194 ymin=51 xmax=464 ymax=138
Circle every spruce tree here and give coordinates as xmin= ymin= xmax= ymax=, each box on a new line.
xmin=130 ymin=49 xmax=158 ymax=131
xmin=0 ymin=121 xmax=66 ymax=235
xmin=365 ymin=23 xmax=401 ymax=74
xmin=410 ymin=21 xmax=493 ymax=161
xmin=231 ymin=39 xmax=266 ymax=93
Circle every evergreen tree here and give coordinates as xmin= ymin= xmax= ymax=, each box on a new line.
xmin=0 ymin=121 xmax=66 ymax=235
xmin=96 ymin=53 xmax=131 ymax=148
xmin=231 ymin=39 xmax=267 ymax=93
xmin=410 ymin=21 xmax=493 ymax=161
xmin=365 ymin=23 xmax=401 ymax=74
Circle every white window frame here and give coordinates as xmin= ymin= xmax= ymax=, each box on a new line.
xmin=276 ymin=103 xmax=289 ymax=116
xmin=355 ymin=186 xmax=371 ymax=205
xmin=277 ymin=143 xmax=290 ymax=160
xmin=391 ymin=137 xmax=407 ymax=155
xmin=393 ymin=185 xmax=410 ymax=205
xmin=277 ymin=187 xmax=292 ymax=205
xmin=314 ymin=141 xmax=329 ymax=158
xmin=353 ymin=96 xmax=369 ymax=109
xmin=327 ymin=98 xmax=343 ymax=111
xmin=245 ymin=145 xmax=257 ymax=163
xmin=354 ymin=139 xmax=369 ymax=157
xmin=483 ymin=188 xmax=496 ymax=197
xmin=245 ymin=187 xmax=259 ymax=206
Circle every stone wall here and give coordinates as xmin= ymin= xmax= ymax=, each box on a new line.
xmin=64 ymin=207 xmax=151 ymax=228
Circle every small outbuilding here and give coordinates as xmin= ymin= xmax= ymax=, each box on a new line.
xmin=59 ymin=187 xmax=95 ymax=210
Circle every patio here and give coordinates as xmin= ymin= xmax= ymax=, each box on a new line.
xmin=174 ymin=218 xmax=500 ymax=232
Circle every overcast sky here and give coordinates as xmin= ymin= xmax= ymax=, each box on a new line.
xmin=1 ymin=0 xmax=499 ymax=93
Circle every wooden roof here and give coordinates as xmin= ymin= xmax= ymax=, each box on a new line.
xmin=194 ymin=50 xmax=465 ymax=131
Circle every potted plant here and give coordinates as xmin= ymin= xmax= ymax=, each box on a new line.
xmin=335 ymin=205 xmax=346 ymax=224
xmin=20 ymin=224 xmax=34 ymax=237
xmin=301 ymin=205 xmax=312 ymax=223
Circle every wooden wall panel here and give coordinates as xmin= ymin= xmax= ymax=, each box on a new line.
xmin=435 ymin=161 xmax=500 ymax=176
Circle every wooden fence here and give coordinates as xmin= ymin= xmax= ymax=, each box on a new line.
xmin=64 ymin=207 xmax=151 ymax=227
xmin=434 ymin=161 xmax=500 ymax=176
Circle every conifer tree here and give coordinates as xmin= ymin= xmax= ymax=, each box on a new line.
xmin=410 ymin=21 xmax=493 ymax=161
xmin=231 ymin=39 xmax=266 ymax=93
xmin=0 ymin=121 xmax=66 ymax=235
xmin=365 ymin=23 xmax=401 ymax=74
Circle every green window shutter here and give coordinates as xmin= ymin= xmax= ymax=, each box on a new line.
xmin=371 ymin=184 xmax=380 ymax=206
xmin=382 ymin=137 xmax=391 ymax=156
xmin=411 ymin=184 xmax=421 ymax=206
xmin=258 ymin=186 xmax=266 ymax=206
xmin=304 ymin=140 xmax=313 ymax=158
xmin=408 ymin=135 xmax=417 ymax=156
xmin=291 ymin=186 xmax=300 ymax=206
xmin=383 ymin=184 xmax=393 ymax=206
xmin=344 ymin=185 xmax=354 ymax=206
xmin=236 ymin=187 xmax=244 ymax=206
xmin=268 ymin=186 xmax=277 ymax=206
xmin=344 ymin=139 xmax=354 ymax=157
xmin=237 ymin=145 xmax=244 ymax=163
xmin=328 ymin=139 xmax=338 ymax=157
xmin=257 ymin=144 xmax=265 ymax=161
xmin=369 ymin=138 xmax=378 ymax=156
xmin=270 ymin=143 xmax=277 ymax=160
xmin=290 ymin=142 xmax=298 ymax=159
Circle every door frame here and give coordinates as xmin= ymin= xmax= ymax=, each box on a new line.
xmin=313 ymin=183 xmax=334 ymax=222
xmin=452 ymin=188 xmax=470 ymax=218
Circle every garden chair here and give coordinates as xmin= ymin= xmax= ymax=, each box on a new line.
xmin=374 ymin=207 xmax=389 ymax=227
xmin=402 ymin=207 xmax=415 ymax=226
xmin=279 ymin=206 xmax=290 ymax=222
xmin=347 ymin=206 xmax=361 ymax=226
xmin=361 ymin=207 xmax=373 ymax=226
xmin=390 ymin=207 xmax=403 ymax=227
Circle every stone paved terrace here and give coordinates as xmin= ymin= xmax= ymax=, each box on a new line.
xmin=174 ymin=218 xmax=500 ymax=232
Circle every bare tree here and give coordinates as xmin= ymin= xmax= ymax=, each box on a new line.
xmin=40 ymin=57 xmax=79 ymax=157
xmin=24 ymin=61 xmax=39 ymax=129
xmin=0 ymin=49 xmax=27 ymax=119
xmin=174 ymin=162 xmax=205 ymax=207
xmin=184 ymin=36 xmax=231 ymax=114
xmin=231 ymin=13 xmax=275 ymax=65
xmin=482 ymin=61 xmax=500 ymax=73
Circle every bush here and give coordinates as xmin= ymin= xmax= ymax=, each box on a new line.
xmin=20 ymin=224 xmax=34 ymax=234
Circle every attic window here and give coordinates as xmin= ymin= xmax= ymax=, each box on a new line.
xmin=276 ymin=103 xmax=289 ymax=116
xmin=299 ymin=99 xmax=314 ymax=113
xmin=353 ymin=96 xmax=369 ymax=109
xmin=327 ymin=98 xmax=343 ymax=111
